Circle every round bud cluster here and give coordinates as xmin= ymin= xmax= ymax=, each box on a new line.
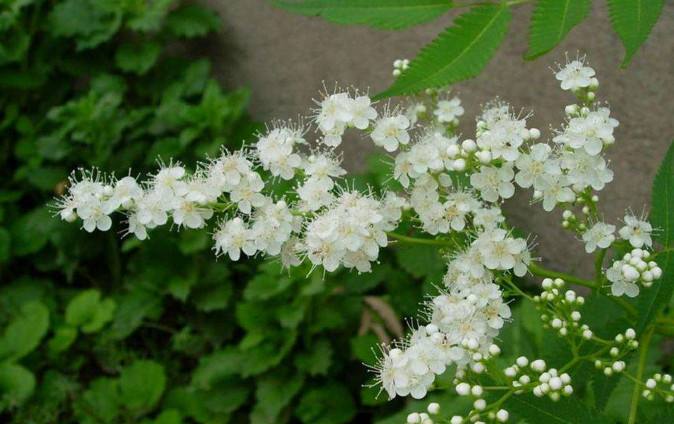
xmin=532 ymin=367 xmax=573 ymax=401
xmin=406 ymin=402 xmax=440 ymax=424
xmin=606 ymin=249 xmax=662 ymax=297
xmin=642 ymin=373 xmax=674 ymax=403
xmin=393 ymin=58 xmax=410 ymax=77
xmin=534 ymin=279 xmax=586 ymax=338
xmin=593 ymin=328 xmax=639 ymax=376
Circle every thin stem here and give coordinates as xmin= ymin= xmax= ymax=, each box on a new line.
xmin=628 ymin=326 xmax=655 ymax=424
xmin=594 ymin=248 xmax=607 ymax=285
xmin=386 ymin=232 xmax=455 ymax=247
xmin=527 ymin=262 xmax=596 ymax=289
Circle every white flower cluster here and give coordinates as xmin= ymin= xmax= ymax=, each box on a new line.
xmin=535 ymin=278 xmax=587 ymax=338
xmin=593 ymin=328 xmax=639 ymax=377
xmin=406 ymin=402 xmax=440 ymax=424
xmin=606 ymin=248 xmax=662 ymax=297
xmin=375 ymin=226 xmax=528 ymax=400
xmin=314 ymin=90 xmax=378 ymax=147
xmin=454 ymin=379 xmax=509 ymax=423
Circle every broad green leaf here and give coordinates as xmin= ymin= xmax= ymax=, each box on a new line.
xmin=273 ymin=0 xmax=453 ymax=30
xmin=143 ymin=409 xmax=182 ymax=424
xmin=127 ymin=0 xmax=175 ymax=32
xmin=376 ymin=5 xmax=511 ymax=98
xmin=607 ymin=0 xmax=665 ymax=67
xmin=0 ymin=301 xmax=49 ymax=361
xmin=165 ymin=5 xmax=221 ymax=38
xmin=0 ymin=363 xmax=35 ymax=411
xmin=191 ymin=348 xmax=243 ymax=389
xmin=119 ymin=360 xmax=166 ymax=413
xmin=526 ymin=0 xmax=591 ymax=59
xmin=47 ymin=325 xmax=78 ymax=354
xmin=81 ymin=298 xmax=116 ymax=334
xmin=74 ymin=378 xmax=120 ymax=424
xmin=65 ymin=289 xmax=100 ymax=327
xmin=295 ymin=383 xmax=356 ymax=424
xmin=636 ymin=141 xmax=674 ymax=333
xmin=115 ymin=41 xmax=161 ymax=75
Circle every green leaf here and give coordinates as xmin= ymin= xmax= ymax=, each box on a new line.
xmin=191 ymin=348 xmax=243 ymax=389
xmin=65 ymin=289 xmax=109 ymax=330
xmin=295 ymin=383 xmax=356 ymax=424
xmin=636 ymin=140 xmax=674 ymax=333
xmin=0 ymin=301 xmax=49 ymax=361
xmin=294 ymin=338 xmax=332 ymax=376
xmin=115 ymin=41 xmax=162 ymax=75
xmin=607 ymin=0 xmax=665 ymax=67
xmin=119 ymin=360 xmax=166 ymax=413
xmin=0 ymin=363 xmax=35 ymax=411
xmin=525 ymin=0 xmax=591 ymax=59
xmin=507 ymin=395 xmax=611 ymax=424
xmin=273 ymin=0 xmax=453 ymax=30
xmin=47 ymin=325 xmax=78 ymax=354
xmin=74 ymin=378 xmax=120 ymax=424
xmin=166 ymin=5 xmax=221 ymax=38
xmin=48 ymin=0 xmax=123 ymax=50
xmin=127 ymin=0 xmax=175 ymax=32
xmin=252 ymin=371 xmax=304 ymax=423
xmin=0 ymin=228 xmax=9 ymax=263
xmin=376 ymin=5 xmax=511 ymax=98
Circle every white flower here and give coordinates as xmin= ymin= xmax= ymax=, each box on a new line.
xmin=371 ymin=115 xmax=410 ymax=152
xmin=555 ymin=60 xmax=595 ymax=91
xmin=433 ymin=98 xmax=464 ymax=123
xmin=172 ymin=201 xmax=213 ymax=229
xmin=297 ymin=176 xmax=334 ymax=212
xmin=618 ymin=214 xmax=653 ymax=248
xmin=606 ymin=261 xmax=640 ymax=297
xmin=256 ymin=126 xmax=304 ymax=180
xmin=213 ymin=217 xmax=257 ymax=260
xmin=316 ymin=92 xmax=352 ymax=132
xmin=582 ymin=222 xmax=616 ymax=253
xmin=553 ymin=108 xmax=618 ymax=156
xmin=409 ymin=141 xmax=443 ymax=174
xmin=561 ymin=149 xmax=613 ymax=191
xmin=303 ymin=154 xmax=346 ymax=184
xmin=153 ymin=165 xmax=187 ymax=197
xmin=470 ymin=165 xmax=515 ymax=203
xmin=538 ymin=174 xmax=575 ymax=212
xmin=208 ymin=151 xmax=253 ymax=190
xmin=476 ymin=104 xmax=529 ymax=162
xmin=78 ymin=201 xmax=112 ymax=233
xmin=475 ymin=229 xmax=526 ymax=271
xmin=348 ymin=95 xmax=377 ymax=129
xmin=229 ymin=173 xmax=266 ymax=214
xmin=135 ymin=191 xmax=172 ymax=228
xmin=107 ymin=176 xmax=143 ymax=210
xmin=514 ymin=144 xmax=561 ymax=190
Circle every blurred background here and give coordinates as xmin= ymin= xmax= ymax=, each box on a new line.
xmin=212 ymin=0 xmax=674 ymax=277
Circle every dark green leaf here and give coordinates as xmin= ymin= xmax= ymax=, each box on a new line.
xmin=607 ymin=0 xmax=665 ymax=67
xmin=119 ymin=360 xmax=166 ymax=413
xmin=0 ymin=363 xmax=35 ymax=411
xmin=166 ymin=5 xmax=221 ymax=38
xmin=376 ymin=5 xmax=511 ymax=98
xmin=295 ymin=383 xmax=356 ymax=424
xmin=526 ymin=0 xmax=591 ymax=59
xmin=115 ymin=41 xmax=162 ymax=75
xmin=0 ymin=301 xmax=49 ymax=361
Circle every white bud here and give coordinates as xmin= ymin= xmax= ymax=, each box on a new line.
xmin=516 ymin=356 xmax=529 ymax=367
xmin=625 ymin=328 xmax=636 ymax=340
xmin=446 ymin=145 xmax=460 ymax=158
xmin=461 ymin=139 xmax=477 ymax=152
xmin=531 ymin=359 xmax=546 ymax=372
xmin=565 ymin=104 xmax=578 ymax=115
xmin=496 ymin=409 xmax=509 ymax=422
xmin=549 ymin=377 xmax=562 ymax=391
xmin=529 ymin=128 xmax=541 ymax=139
xmin=476 ymin=150 xmax=492 ymax=164
xmin=471 ymin=385 xmax=484 ymax=397
xmin=489 ymin=344 xmax=501 ymax=356
xmin=427 ymin=402 xmax=440 ymax=415
xmin=450 ymin=416 xmax=463 ymax=424
xmin=571 ymin=311 xmax=581 ymax=321
xmin=407 ymin=413 xmax=421 ymax=424
xmin=646 ymin=379 xmax=657 ymax=389
xmin=452 ymin=158 xmax=466 ymax=171
xmin=474 ymin=399 xmax=486 ymax=411
xmin=456 ymin=382 xmax=471 ymax=396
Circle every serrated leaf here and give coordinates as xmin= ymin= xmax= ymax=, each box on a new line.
xmin=636 ymin=141 xmax=674 ymax=333
xmin=376 ymin=5 xmax=511 ymax=98
xmin=115 ymin=41 xmax=161 ymax=75
xmin=526 ymin=0 xmax=591 ymax=59
xmin=74 ymin=378 xmax=120 ymax=424
xmin=294 ymin=339 xmax=332 ymax=375
xmin=119 ymin=360 xmax=166 ymax=413
xmin=507 ymin=395 xmax=611 ymax=424
xmin=607 ymin=0 xmax=665 ymax=67
xmin=273 ymin=0 xmax=453 ymax=30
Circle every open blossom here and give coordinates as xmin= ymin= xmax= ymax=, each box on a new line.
xmin=554 ymin=107 xmax=618 ymax=156
xmin=515 ymin=143 xmax=561 ymax=190
xmin=371 ymin=114 xmax=410 ymax=152
xmin=476 ymin=103 xmax=530 ymax=162
xmin=349 ymin=95 xmax=378 ymax=129
xmin=561 ymin=149 xmax=613 ymax=191
xmin=470 ymin=165 xmax=515 ymax=203
xmin=538 ymin=174 xmax=575 ymax=212
xmin=433 ymin=97 xmax=464 ymax=123
xmin=618 ymin=214 xmax=653 ymax=248
xmin=256 ymin=126 xmax=304 ymax=180
xmin=582 ymin=222 xmax=616 ymax=253
xmin=213 ymin=217 xmax=257 ymax=260
xmin=555 ymin=59 xmax=596 ymax=91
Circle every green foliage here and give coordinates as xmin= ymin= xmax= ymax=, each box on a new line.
xmin=276 ymin=0 xmax=667 ymax=96
xmin=376 ymin=5 xmax=511 ymax=98
xmin=273 ymin=0 xmax=453 ymax=30
xmin=526 ymin=0 xmax=591 ymax=59
xmin=607 ymin=0 xmax=665 ymax=67
xmin=0 ymin=2 xmax=429 ymax=421
xmin=636 ymin=140 xmax=674 ymax=333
